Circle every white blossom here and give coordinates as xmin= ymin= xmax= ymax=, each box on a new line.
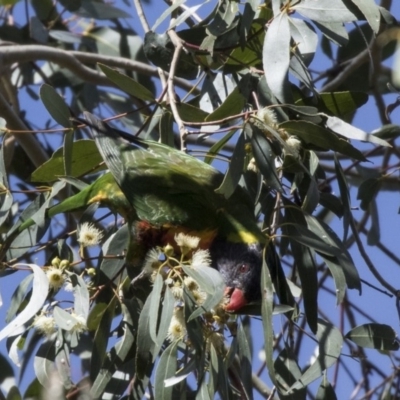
xmin=191 ymin=249 xmax=211 ymax=268
xmin=78 ymin=222 xmax=103 ymax=247
xmin=46 ymin=267 xmax=64 ymax=290
xmin=33 ymin=314 xmax=56 ymax=337
xmin=166 ymin=308 xmax=186 ymax=342
xmin=70 ymin=313 xmax=87 ymax=333
xmin=257 ymin=107 xmax=278 ymax=128
xmin=174 ymin=232 xmax=200 ymax=253
xmin=143 ymin=248 xmax=162 ymax=274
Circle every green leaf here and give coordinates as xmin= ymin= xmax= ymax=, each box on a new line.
xmin=305 ymin=214 xmax=361 ymax=296
xmin=68 ymin=272 xmax=90 ymax=320
xmin=151 ymin=0 xmax=185 ymax=31
xmin=31 ymin=140 xmax=104 ymax=182
xmin=181 ymin=265 xmax=224 ymax=321
xmin=6 ymin=274 xmax=33 ymax=324
xmin=90 ymin=296 xmax=117 ymax=383
xmin=299 ymin=91 xmax=368 ymax=117
xmin=261 ymin=245 xmax=277 ymax=387
xmin=316 ymin=375 xmax=337 ymax=400
xmin=99 ymin=64 xmax=155 ymax=102
xmin=204 ymin=130 xmax=236 ymax=165
xmin=293 ymin=0 xmax=357 ymax=23
xmin=136 ymin=291 xmax=156 ymax=379
xmin=154 ymin=340 xmax=179 ymax=400
xmin=290 ymin=18 xmax=318 ymax=66
xmin=247 ymin=123 xmax=282 ymax=192
xmin=274 ymin=349 xmax=306 ymax=399
xmin=91 ymin=301 xmax=138 ymax=398
xmin=183 ymin=287 xmax=204 ymax=355
xmin=357 ymin=178 xmax=381 ymax=210
xmin=0 ymin=264 xmax=49 ymax=341
xmin=280 ymin=120 xmax=367 ymax=161
xmin=237 ymin=322 xmax=253 ymax=399
xmin=53 ymin=307 xmax=80 ymax=331
xmin=263 ymin=12 xmax=292 ymax=103
xmin=154 ymin=286 xmax=175 ymax=354
xmin=176 ymin=102 xmax=209 ymax=123
xmin=149 ymin=274 xmax=163 ymax=342
xmin=334 ymin=155 xmax=351 ymax=241
xmin=371 ymin=124 xmax=400 ymax=140
xmin=286 ymin=223 xmax=341 ymax=257
xmin=78 ymin=1 xmax=130 ymax=19
xmin=0 ymin=138 xmax=13 ymax=228
xmin=367 ymin=199 xmax=380 ymax=246
xmin=351 ymin=0 xmax=381 ymax=33
xmin=215 ymin=132 xmax=245 ymax=199
xmin=205 ymin=86 xmax=246 ymax=122
xmin=289 ymin=319 xmax=343 ymax=392
xmin=345 ymin=324 xmax=399 ymax=350
xmin=40 ymin=84 xmax=71 ymax=128
xmin=34 ymin=340 xmax=56 ymax=388
xmin=326 ymin=116 xmax=391 ymax=147
xmin=55 ymin=337 xmax=72 ymax=389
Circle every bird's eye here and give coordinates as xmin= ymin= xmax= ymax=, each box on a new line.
xmin=239 ymin=264 xmax=249 ymax=273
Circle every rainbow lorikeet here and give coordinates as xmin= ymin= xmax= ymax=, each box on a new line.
xmin=84 ymin=112 xmax=267 ymax=312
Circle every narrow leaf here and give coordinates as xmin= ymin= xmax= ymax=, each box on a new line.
xmin=0 ymin=264 xmax=49 ymax=342
xmin=263 ymin=12 xmax=292 ymax=103
xmin=40 ymin=84 xmax=71 ymax=128
xmin=154 ymin=340 xmax=179 ymax=400
xmin=289 ymin=319 xmax=343 ymax=392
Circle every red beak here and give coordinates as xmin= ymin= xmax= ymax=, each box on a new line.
xmin=224 ymin=287 xmax=247 ymax=312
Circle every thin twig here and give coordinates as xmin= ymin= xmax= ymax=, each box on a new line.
xmin=133 ymin=0 xmax=151 ymax=33
xmin=167 ymin=29 xmax=188 ymax=150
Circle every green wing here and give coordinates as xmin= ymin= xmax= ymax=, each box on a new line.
xmin=85 ymin=112 xmax=264 ymax=243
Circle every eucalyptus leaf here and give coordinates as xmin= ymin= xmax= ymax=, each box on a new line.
xmin=288 ymin=319 xmax=343 ymax=392
xmin=214 ymin=132 xmax=245 ymax=199
xmin=181 ymin=265 xmax=225 ymax=321
xmin=99 ymin=64 xmax=155 ymax=102
xmin=345 ymin=324 xmax=399 ymax=350
xmin=31 ymin=140 xmax=103 ymax=182
xmin=293 ymin=0 xmax=357 ymax=23
xmin=316 ymin=375 xmax=337 ymax=400
xmin=263 ymin=12 xmax=292 ymax=103
xmin=40 ymin=84 xmax=71 ymax=128
xmin=0 ymin=264 xmax=49 ymax=342
xmin=154 ymin=340 xmax=179 ymax=400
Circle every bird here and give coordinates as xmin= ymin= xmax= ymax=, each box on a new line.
xmin=84 ymin=113 xmax=268 ymax=312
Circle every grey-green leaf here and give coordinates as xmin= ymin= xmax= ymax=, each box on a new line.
xmin=263 ymin=12 xmax=292 ymax=103
xmin=288 ymin=319 xmax=343 ymax=392
xmin=154 ymin=340 xmax=179 ymax=400
xmin=345 ymin=324 xmax=399 ymax=350
xmin=0 ymin=264 xmax=49 ymax=341
xmin=40 ymin=84 xmax=71 ymax=128
xmin=181 ymin=265 xmax=225 ymax=321
xmin=293 ymin=0 xmax=357 ymax=23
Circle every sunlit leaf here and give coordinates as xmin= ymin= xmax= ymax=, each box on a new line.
xmin=263 ymin=12 xmax=292 ymax=103
xmin=0 ymin=264 xmax=49 ymax=342
xmin=292 ymin=0 xmax=357 ymax=23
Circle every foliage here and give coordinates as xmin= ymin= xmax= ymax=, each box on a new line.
xmin=0 ymin=0 xmax=399 ymax=399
